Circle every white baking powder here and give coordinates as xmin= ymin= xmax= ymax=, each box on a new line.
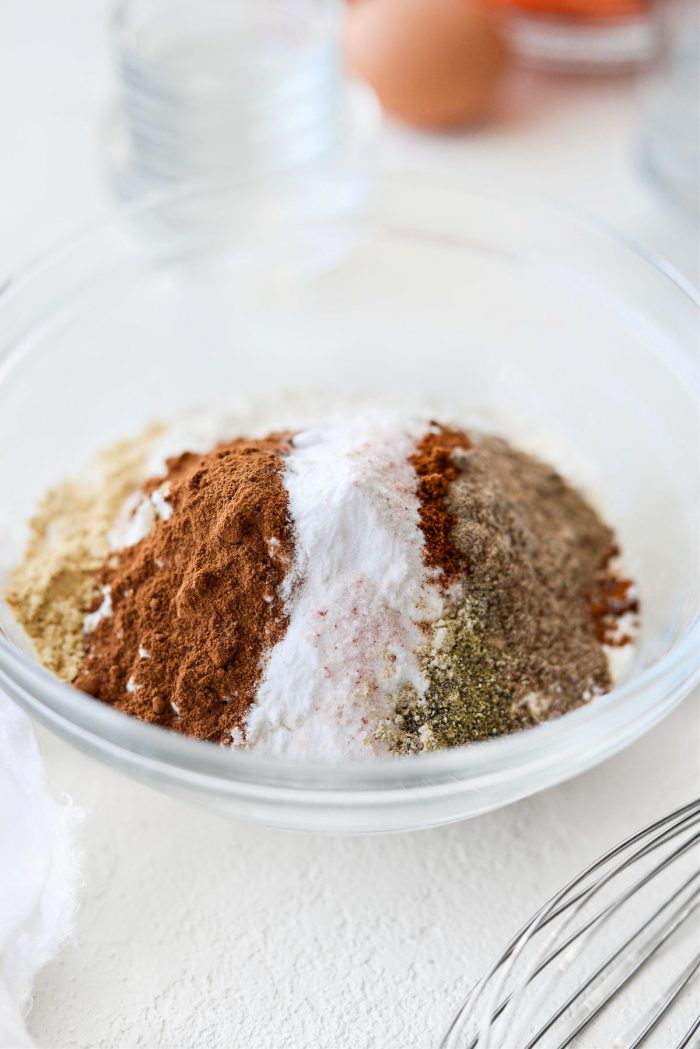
xmin=244 ymin=414 xmax=444 ymax=758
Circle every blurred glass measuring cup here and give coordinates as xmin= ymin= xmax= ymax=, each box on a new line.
xmin=108 ymin=0 xmax=378 ymax=197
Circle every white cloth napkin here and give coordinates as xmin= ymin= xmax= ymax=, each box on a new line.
xmin=0 ymin=693 xmax=81 ymax=1049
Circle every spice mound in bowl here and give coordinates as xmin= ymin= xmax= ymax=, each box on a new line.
xmin=6 ymin=407 xmax=638 ymax=759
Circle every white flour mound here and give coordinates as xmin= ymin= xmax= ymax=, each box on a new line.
xmin=245 ymin=413 xmax=444 ymax=759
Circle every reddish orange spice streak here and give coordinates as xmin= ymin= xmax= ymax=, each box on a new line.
xmin=584 ymin=545 xmax=639 ymax=646
xmin=411 ymin=425 xmax=473 ymax=585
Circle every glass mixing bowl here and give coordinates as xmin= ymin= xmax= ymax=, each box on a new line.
xmin=0 ymin=180 xmax=697 ymax=833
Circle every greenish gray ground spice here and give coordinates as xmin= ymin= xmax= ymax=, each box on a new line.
xmin=390 ymin=432 xmax=637 ymax=752
xmin=393 ymin=601 xmax=526 ymax=751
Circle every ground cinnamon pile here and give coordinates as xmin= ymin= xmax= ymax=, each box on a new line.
xmin=74 ymin=434 xmax=294 ymax=742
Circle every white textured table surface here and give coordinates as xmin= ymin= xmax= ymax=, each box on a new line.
xmin=2 ymin=5 xmax=698 ymax=1048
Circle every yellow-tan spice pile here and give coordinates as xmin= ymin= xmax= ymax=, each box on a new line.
xmin=5 ymin=427 xmax=162 ymax=680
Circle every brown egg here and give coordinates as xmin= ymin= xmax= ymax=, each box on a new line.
xmin=344 ymin=0 xmax=507 ymax=130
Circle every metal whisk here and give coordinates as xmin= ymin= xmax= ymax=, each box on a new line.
xmin=441 ymin=799 xmax=700 ymax=1049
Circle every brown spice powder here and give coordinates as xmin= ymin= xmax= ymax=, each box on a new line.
xmin=411 ymin=425 xmax=472 ymax=584
xmin=74 ymin=434 xmax=294 ymax=742
xmin=446 ymin=438 xmax=622 ymax=716
xmin=392 ymin=435 xmax=638 ymax=751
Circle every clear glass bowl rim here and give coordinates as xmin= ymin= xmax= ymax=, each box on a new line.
xmin=0 ymin=176 xmax=698 ymax=795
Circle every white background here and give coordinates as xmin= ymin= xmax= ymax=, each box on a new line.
xmin=1 ymin=4 xmax=698 ymax=1047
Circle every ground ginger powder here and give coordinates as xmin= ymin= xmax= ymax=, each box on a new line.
xmin=5 ymin=427 xmax=162 ymax=681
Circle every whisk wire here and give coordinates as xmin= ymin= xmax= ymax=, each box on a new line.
xmin=552 ymin=895 xmax=700 ymax=1049
xmin=441 ymin=799 xmax=700 ymax=1049
xmin=627 ymin=952 xmax=700 ymax=1049
xmin=523 ymin=875 xmax=700 ymax=1049
xmin=473 ymin=860 xmax=696 ymax=1049
xmin=474 ymin=820 xmax=700 ymax=1048
xmin=676 ymin=1012 xmax=700 ymax=1049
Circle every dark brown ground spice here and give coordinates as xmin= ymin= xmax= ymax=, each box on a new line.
xmin=392 ymin=435 xmax=639 ymax=752
xmin=74 ymin=434 xmax=294 ymax=742
xmin=410 ymin=425 xmax=472 ymax=585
